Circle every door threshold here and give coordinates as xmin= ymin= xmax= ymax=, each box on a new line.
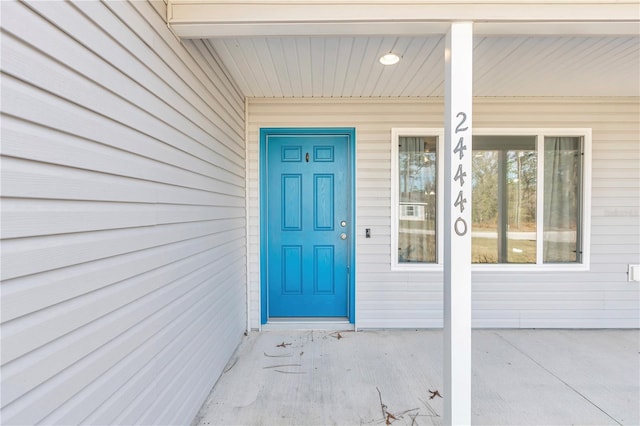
xmin=263 ymin=317 xmax=354 ymax=331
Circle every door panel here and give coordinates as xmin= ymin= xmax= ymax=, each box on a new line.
xmin=314 ymin=174 xmax=334 ymax=230
xmin=264 ymin=130 xmax=352 ymax=318
xmin=282 ymin=175 xmax=302 ymax=230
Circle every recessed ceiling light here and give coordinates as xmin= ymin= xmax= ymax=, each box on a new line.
xmin=379 ymin=53 xmax=400 ymax=66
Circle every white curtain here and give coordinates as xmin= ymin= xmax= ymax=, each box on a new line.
xmin=544 ymin=137 xmax=581 ymax=262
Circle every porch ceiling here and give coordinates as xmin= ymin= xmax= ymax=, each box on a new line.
xmin=167 ymin=1 xmax=640 ymax=98
xmin=208 ymin=35 xmax=640 ymax=98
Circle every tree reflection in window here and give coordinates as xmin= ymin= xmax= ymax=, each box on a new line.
xmin=472 ymin=136 xmax=537 ymax=263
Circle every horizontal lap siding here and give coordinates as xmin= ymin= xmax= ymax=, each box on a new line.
xmin=0 ymin=1 xmax=246 ymax=425
xmin=248 ymin=98 xmax=639 ymax=329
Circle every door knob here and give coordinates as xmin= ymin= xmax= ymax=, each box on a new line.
xmin=340 ymin=233 xmax=347 ymax=240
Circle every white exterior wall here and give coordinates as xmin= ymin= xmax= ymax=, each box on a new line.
xmin=248 ymin=97 xmax=640 ymax=329
xmin=1 ymin=1 xmax=246 ymax=425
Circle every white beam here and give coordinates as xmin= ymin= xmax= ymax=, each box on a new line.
xmin=167 ymin=1 xmax=640 ymax=38
xmin=443 ymin=22 xmax=473 ymax=426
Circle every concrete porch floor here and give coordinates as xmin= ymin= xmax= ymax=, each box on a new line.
xmin=193 ymin=329 xmax=639 ymax=426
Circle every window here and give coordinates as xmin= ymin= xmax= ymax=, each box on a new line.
xmin=397 ymin=135 xmax=438 ymax=263
xmin=392 ymin=129 xmax=443 ymax=268
xmin=392 ymin=129 xmax=591 ymax=270
xmin=471 ymin=135 xmax=538 ymax=264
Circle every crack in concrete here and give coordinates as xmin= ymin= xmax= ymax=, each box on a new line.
xmin=495 ymin=332 xmax=623 ymax=426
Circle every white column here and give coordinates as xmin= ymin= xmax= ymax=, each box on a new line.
xmin=443 ymin=21 xmax=473 ymax=426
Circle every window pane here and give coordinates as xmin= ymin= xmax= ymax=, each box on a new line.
xmin=398 ymin=136 xmax=437 ymax=263
xmin=544 ymin=137 xmax=581 ymax=263
xmin=507 ymin=150 xmax=538 ymax=263
xmin=472 ymin=136 xmax=537 ymax=263
xmin=471 ymin=150 xmax=499 ymax=263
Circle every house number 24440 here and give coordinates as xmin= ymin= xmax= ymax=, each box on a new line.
xmin=453 ymin=112 xmax=468 ymax=236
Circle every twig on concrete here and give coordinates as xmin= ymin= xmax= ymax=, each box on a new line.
xmin=376 ymin=387 xmax=387 ymax=420
xmin=263 ymin=364 xmax=302 ymax=369
xmin=274 ymin=370 xmax=306 ymax=374
xmin=263 ymin=352 xmax=292 ymax=357
xmin=276 ymin=341 xmax=292 ymax=348
xmin=376 ymin=387 xmax=402 ymax=425
xmin=375 ymin=388 xmax=425 ymax=425
xmin=385 ymin=412 xmax=397 ymax=425
xmin=428 ymin=389 xmax=442 ymax=400
xmin=329 ymin=330 xmax=353 ymax=340
xmin=395 ymin=408 xmax=420 ymax=417
xmin=409 ymin=411 xmax=418 ymax=426
xmin=418 ymin=398 xmax=440 ymax=418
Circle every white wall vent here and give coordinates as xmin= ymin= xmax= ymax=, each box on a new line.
xmin=628 ymin=265 xmax=640 ymax=282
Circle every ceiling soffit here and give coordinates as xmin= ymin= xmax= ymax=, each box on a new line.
xmin=167 ymin=1 xmax=640 ymax=97
xmin=210 ymin=35 xmax=640 ymax=97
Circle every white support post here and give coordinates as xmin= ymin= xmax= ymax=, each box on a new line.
xmin=443 ymin=22 xmax=473 ymax=426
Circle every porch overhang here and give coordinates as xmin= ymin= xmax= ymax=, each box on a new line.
xmin=164 ymin=2 xmax=639 ymax=424
xmin=167 ymin=0 xmax=640 ymax=37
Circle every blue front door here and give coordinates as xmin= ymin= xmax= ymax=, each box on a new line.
xmin=261 ymin=128 xmax=354 ymax=320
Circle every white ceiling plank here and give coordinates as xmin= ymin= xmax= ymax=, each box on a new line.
xmin=200 ymin=40 xmax=245 ymax=105
xmin=245 ymin=38 xmax=274 ymax=96
xmin=383 ymin=37 xmax=434 ymax=97
xmin=473 ymin=37 xmax=529 ymax=94
xmin=340 ymin=37 xmax=370 ymax=97
xmin=469 ymin=36 xmax=491 ymax=94
xmin=414 ymin=36 xmax=446 ymax=96
xmin=548 ymin=37 xmax=612 ymax=76
xmin=321 ymin=37 xmax=340 ymax=97
xmin=264 ymin=38 xmax=295 ymax=97
xmin=296 ymin=38 xmax=314 ymax=97
xmin=210 ymin=39 xmax=254 ymax=97
xmin=586 ymin=38 xmax=640 ymax=95
xmin=332 ymin=37 xmax=355 ymax=97
xmin=514 ymin=37 xmax=634 ymax=96
xmin=352 ymin=37 xmax=385 ymax=97
xmin=401 ymin=37 xmax=446 ymax=97
xmin=576 ymin=37 xmax=635 ymax=77
xmin=280 ymin=37 xmax=304 ymax=97
xmin=310 ymin=37 xmax=326 ymax=97
xmin=473 ymin=37 xmax=528 ymax=96
xmin=475 ymin=36 xmax=575 ymax=96
xmin=229 ymin=38 xmax=272 ymax=97
xmin=250 ymin=38 xmax=283 ymax=97
xmin=525 ymin=38 xmax=618 ymax=96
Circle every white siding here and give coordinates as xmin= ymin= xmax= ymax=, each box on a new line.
xmin=247 ymin=97 xmax=640 ymax=329
xmin=0 ymin=1 xmax=246 ymax=425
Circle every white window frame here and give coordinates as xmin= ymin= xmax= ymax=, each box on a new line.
xmin=391 ymin=128 xmax=592 ymax=272
xmin=391 ymin=128 xmax=445 ymax=271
